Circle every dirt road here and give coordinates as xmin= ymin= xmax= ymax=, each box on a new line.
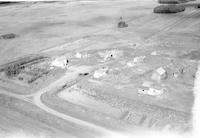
xmin=0 ymin=65 xmax=114 ymax=137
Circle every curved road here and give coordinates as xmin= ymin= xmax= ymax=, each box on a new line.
xmin=0 ymin=65 xmax=115 ymax=137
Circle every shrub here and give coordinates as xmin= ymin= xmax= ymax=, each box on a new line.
xmin=5 ymin=64 xmax=21 ymax=77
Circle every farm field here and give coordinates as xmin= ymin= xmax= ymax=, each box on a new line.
xmin=0 ymin=0 xmax=199 ymax=138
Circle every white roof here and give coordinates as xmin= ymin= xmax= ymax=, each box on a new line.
xmin=93 ymin=68 xmax=108 ymax=78
xmin=156 ymin=67 xmax=166 ymax=75
xmin=50 ymin=57 xmax=67 ymax=69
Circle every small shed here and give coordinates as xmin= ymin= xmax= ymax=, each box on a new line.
xmin=151 ymin=67 xmax=167 ymax=81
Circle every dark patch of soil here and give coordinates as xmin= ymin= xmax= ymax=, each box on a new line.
xmin=158 ymin=0 xmax=193 ymax=4
xmin=195 ymin=4 xmax=200 ymax=8
xmin=154 ymin=5 xmax=185 ymax=14
xmin=0 ymin=33 xmax=18 ymax=40
xmin=0 ymin=2 xmax=19 ymax=6
xmin=179 ymin=49 xmax=200 ymax=60
xmin=158 ymin=0 xmax=179 ymax=4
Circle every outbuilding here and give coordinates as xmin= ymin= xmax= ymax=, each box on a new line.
xmin=151 ymin=67 xmax=167 ymax=81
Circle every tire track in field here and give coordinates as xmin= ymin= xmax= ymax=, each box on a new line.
xmin=142 ymin=9 xmax=196 ymax=40
xmin=129 ymin=8 xmax=188 ymax=32
xmin=40 ymin=7 xmax=162 ymax=53
xmin=40 ymin=6 xmax=198 ymax=53
xmin=154 ymin=9 xmax=198 ymax=33
xmin=145 ymin=9 xmax=200 ymax=40
xmin=151 ymin=7 xmax=196 ymax=29
xmin=137 ymin=14 xmax=177 ymax=30
xmin=128 ymin=14 xmax=163 ymax=27
xmin=145 ymin=10 xmax=195 ymax=40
